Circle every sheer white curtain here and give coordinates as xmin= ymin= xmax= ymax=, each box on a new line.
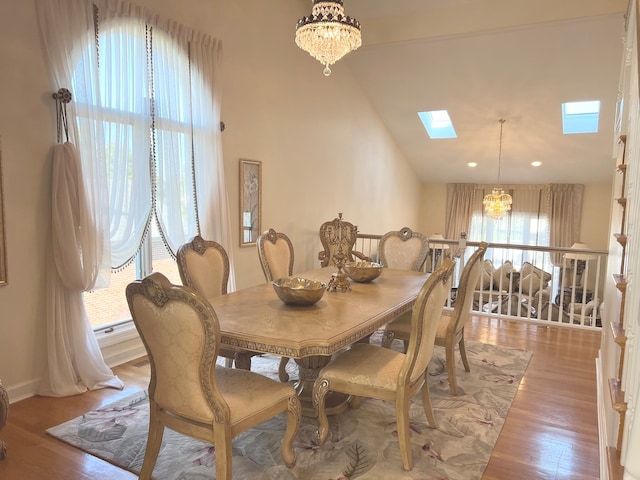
xmin=190 ymin=33 xmax=236 ymax=288
xmin=37 ymin=0 xmax=122 ymax=396
xmin=96 ymin=1 xmax=234 ymax=280
xmin=37 ymin=0 xmax=232 ymax=396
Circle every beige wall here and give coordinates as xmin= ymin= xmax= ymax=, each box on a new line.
xmin=0 ymin=0 xmax=421 ymax=398
xmin=217 ymin=1 xmax=421 ymax=289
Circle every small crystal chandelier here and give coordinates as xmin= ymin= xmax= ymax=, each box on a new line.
xmin=483 ymin=119 xmax=513 ymax=220
xmin=295 ymin=0 xmax=362 ymax=77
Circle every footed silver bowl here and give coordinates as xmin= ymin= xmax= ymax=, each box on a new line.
xmin=272 ymin=277 xmax=327 ymax=306
xmin=344 ymin=261 xmax=382 ymax=283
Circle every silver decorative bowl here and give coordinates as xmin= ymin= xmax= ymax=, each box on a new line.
xmin=344 ymin=261 xmax=382 ymax=283
xmin=272 ymin=277 xmax=327 ymax=306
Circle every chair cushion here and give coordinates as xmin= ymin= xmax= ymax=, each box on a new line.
xmin=215 ymin=366 xmax=296 ymax=425
xmin=319 ymin=344 xmax=405 ymax=392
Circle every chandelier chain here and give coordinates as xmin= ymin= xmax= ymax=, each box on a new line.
xmin=497 ymin=118 xmax=505 ymax=185
xmin=483 ymin=118 xmax=512 ymax=220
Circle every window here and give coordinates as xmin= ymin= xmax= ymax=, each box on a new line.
xmin=468 ymin=186 xmax=552 ymax=272
xmin=73 ymin=17 xmax=216 ymax=330
xmin=418 ymin=110 xmax=457 ymax=139
xmin=562 ymin=100 xmax=600 ymax=134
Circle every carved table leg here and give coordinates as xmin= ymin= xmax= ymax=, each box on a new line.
xmin=0 ymin=379 xmax=8 ymax=460
xmin=294 ymin=355 xmax=350 ymax=418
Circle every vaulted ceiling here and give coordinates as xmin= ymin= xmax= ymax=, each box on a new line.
xmin=306 ymin=0 xmax=628 ymax=185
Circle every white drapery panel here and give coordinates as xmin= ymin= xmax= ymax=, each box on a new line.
xmin=37 ymin=0 xmax=122 ymax=396
xmin=189 ymin=33 xmax=237 ymax=288
xmin=36 ymin=0 xmax=233 ymax=396
xmin=95 ymin=0 xmax=234 ymax=285
xmin=90 ymin=8 xmax=153 ymax=269
xmin=41 ymin=144 xmax=124 ymax=396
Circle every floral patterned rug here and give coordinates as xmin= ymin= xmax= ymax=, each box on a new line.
xmin=47 ymin=336 xmax=531 ymax=479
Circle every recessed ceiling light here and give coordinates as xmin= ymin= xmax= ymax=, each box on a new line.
xmin=531 ymin=161 xmax=542 ymax=167
xmin=468 ymin=162 xmax=477 ymax=167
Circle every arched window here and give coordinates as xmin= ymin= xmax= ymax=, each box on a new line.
xmin=70 ymin=12 xmax=226 ymax=329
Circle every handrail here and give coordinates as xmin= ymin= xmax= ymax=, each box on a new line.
xmin=357 ymin=233 xmax=607 ymax=331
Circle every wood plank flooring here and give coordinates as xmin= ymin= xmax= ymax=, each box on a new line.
xmin=0 ymin=316 xmax=601 ymax=480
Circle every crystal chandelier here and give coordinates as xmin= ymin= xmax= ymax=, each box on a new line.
xmin=483 ymin=119 xmax=512 ymax=220
xmin=295 ymin=0 xmax=362 ymax=77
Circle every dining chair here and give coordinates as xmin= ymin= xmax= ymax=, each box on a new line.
xmin=312 ymin=258 xmax=456 ymax=472
xmin=376 ymin=227 xmax=430 ymax=350
xmin=126 ymin=272 xmax=300 ymax=480
xmin=256 ymin=228 xmax=295 ymax=382
xmin=382 ymin=242 xmax=488 ymax=395
xmin=378 ymin=227 xmax=430 ymax=272
xmin=318 ymin=213 xmax=370 ymax=267
xmin=177 ymin=235 xmax=257 ymax=369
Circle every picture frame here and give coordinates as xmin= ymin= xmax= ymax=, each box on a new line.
xmin=239 ymin=159 xmax=261 ymax=246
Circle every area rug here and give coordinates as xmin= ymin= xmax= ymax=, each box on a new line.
xmin=47 ymin=337 xmax=531 ymax=479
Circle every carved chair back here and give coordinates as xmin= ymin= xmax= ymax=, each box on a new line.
xmin=378 ymin=227 xmax=429 ymax=271
xmin=257 ymin=228 xmax=294 ymax=281
xmin=177 ymin=235 xmax=229 ymax=298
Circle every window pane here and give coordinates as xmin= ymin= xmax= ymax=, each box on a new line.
xmin=84 ymin=262 xmax=137 ymax=329
xmin=151 ymin=233 xmax=181 ymax=285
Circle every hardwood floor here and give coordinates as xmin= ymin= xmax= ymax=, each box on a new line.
xmin=0 ymin=316 xmax=601 ymax=480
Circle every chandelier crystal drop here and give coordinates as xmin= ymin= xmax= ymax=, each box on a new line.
xmin=483 ymin=119 xmax=512 ymax=220
xmin=295 ymin=0 xmax=362 ymax=76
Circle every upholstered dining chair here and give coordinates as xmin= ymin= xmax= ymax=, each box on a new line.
xmin=376 ymin=227 xmax=430 ymax=351
xmin=256 ymin=228 xmax=295 ymax=382
xmin=378 ymin=227 xmax=430 ymax=272
xmin=126 ymin=272 xmax=300 ymax=480
xmin=312 ymin=258 xmax=456 ymax=472
xmin=177 ymin=235 xmax=257 ymax=370
xmin=318 ymin=213 xmax=370 ymax=267
xmin=382 ymin=242 xmax=488 ymax=395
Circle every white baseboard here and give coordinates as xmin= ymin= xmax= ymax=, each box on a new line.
xmin=6 ymin=379 xmax=42 ymax=403
xmin=6 ymin=324 xmax=144 ymax=404
xmin=596 ymin=352 xmax=609 ymax=480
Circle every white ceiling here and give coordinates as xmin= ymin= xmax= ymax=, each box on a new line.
xmin=310 ymin=0 xmax=628 ymax=185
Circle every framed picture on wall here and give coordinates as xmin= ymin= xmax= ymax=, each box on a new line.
xmin=239 ymin=159 xmax=262 ymax=247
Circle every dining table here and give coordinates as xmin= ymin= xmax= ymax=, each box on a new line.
xmin=207 ymin=266 xmax=429 ymax=417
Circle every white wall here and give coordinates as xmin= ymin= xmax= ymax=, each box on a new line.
xmin=0 ymin=0 xmax=421 ymax=399
xmin=0 ymin=0 xmax=57 ymax=401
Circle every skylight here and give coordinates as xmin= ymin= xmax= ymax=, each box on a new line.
xmin=418 ymin=110 xmax=457 ymax=139
xmin=562 ymin=100 xmax=600 ymax=134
